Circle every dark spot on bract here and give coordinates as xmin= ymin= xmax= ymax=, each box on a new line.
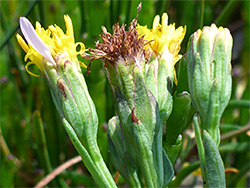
xmin=58 ymin=82 xmax=67 ymax=99
xmin=132 ymin=107 xmax=139 ymax=124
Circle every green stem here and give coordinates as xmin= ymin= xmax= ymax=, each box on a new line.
xmin=126 ymin=172 xmax=142 ymax=188
xmin=155 ymin=0 xmax=167 ymax=16
xmin=215 ymin=0 xmax=239 ymax=25
xmin=78 ymin=0 xmax=87 ymax=35
xmin=193 ymin=114 xmax=207 ymax=186
xmin=200 ymin=0 xmax=205 ymax=29
xmin=0 ymin=0 xmax=38 ymax=50
xmin=88 ymin=142 xmax=118 ymax=188
xmin=38 ymin=0 xmax=45 ymax=25
xmin=125 ymin=1 xmax=132 ymax=26
xmin=33 ymin=111 xmax=52 ymax=174
xmin=33 ymin=111 xmax=69 ymax=188
xmin=0 ymin=126 xmax=21 ymax=167
xmin=110 ymin=0 xmax=114 ymax=27
xmin=221 ymin=124 xmax=250 ymax=141
xmin=228 ymin=100 xmax=250 ymax=108
xmin=116 ymin=0 xmax=121 ymax=23
xmin=0 ymin=9 xmax=29 ymax=103
xmin=62 ymin=118 xmax=117 ymax=188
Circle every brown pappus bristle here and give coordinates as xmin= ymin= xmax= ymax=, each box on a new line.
xmin=83 ymin=3 xmax=151 ymax=65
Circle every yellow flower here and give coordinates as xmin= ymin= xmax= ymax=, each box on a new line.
xmin=16 ymin=15 xmax=85 ymax=77
xmin=137 ymin=13 xmax=186 ymax=63
xmin=182 ymin=162 xmax=202 ymax=176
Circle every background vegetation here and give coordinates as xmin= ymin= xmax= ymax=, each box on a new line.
xmin=0 ymin=0 xmax=249 ymax=187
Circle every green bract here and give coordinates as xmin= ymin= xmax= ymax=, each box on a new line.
xmin=108 ymin=116 xmax=142 ymax=187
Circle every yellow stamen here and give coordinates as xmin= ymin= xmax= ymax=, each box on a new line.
xmin=79 ymin=61 xmax=87 ymax=68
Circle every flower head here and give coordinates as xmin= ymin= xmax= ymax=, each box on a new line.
xmin=16 ymin=15 xmax=85 ymax=77
xmin=137 ymin=13 xmax=186 ymax=63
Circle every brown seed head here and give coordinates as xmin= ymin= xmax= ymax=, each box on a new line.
xmin=83 ymin=3 xmax=151 ymax=66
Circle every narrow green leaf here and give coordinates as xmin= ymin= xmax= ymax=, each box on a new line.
xmin=200 ymin=0 xmax=205 ymax=28
xmin=163 ymin=135 xmax=182 ymax=165
xmin=107 ymin=116 xmax=141 ymax=188
xmin=162 ymin=149 xmax=174 ymax=187
xmin=228 ymin=100 xmax=250 ymax=108
xmin=165 ymin=92 xmax=191 ymax=145
xmin=176 ymin=55 xmax=189 ymax=94
xmin=215 ymin=0 xmax=239 ymax=25
xmin=62 ymin=118 xmax=117 ymax=188
xmin=193 ymin=114 xmax=207 ymax=184
xmin=0 ymin=0 xmax=38 ymax=50
xmin=33 ymin=110 xmax=52 ymax=174
xmin=220 ymin=124 xmax=241 ymax=132
xmin=219 ymin=142 xmax=249 ymax=153
xmin=203 ymin=130 xmax=226 ymax=188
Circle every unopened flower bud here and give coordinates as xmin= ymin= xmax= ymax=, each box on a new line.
xmin=187 ymin=24 xmax=233 ymax=144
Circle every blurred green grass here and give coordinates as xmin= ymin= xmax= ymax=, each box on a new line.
xmin=0 ymin=0 xmax=249 ymax=187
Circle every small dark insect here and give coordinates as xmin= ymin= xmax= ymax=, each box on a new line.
xmin=132 ymin=107 xmax=139 ymax=124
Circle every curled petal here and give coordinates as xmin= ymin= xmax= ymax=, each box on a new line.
xmin=25 ymin=61 xmax=40 ymax=77
xmin=75 ymin=42 xmax=85 ymax=55
xmin=20 ymin=17 xmax=56 ymax=65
